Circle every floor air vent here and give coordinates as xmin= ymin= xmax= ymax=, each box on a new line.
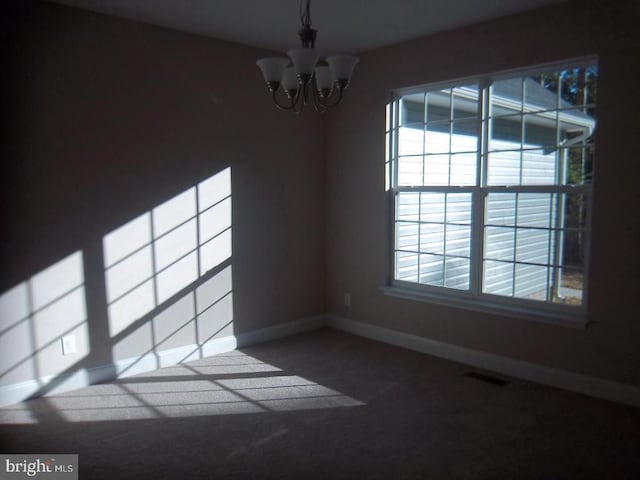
xmin=465 ymin=372 xmax=509 ymax=386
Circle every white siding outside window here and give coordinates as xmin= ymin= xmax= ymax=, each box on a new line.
xmin=387 ymin=59 xmax=597 ymax=326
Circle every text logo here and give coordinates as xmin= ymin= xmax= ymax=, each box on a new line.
xmin=0 ymin=455 xmax=77 ymax=480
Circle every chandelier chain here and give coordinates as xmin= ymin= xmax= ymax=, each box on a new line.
xmin=300 ymin=0 xmax=312 ymax=28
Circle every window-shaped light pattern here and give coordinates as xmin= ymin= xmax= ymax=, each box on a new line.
xmin=390 ymin=62 xmax=596 ymax=308
xmin=111 ymin=263 xmax=235 ymax=377
xmin=104 ymin=168 xmax=232 ymax=337
xmin=0 ymin=252 xmax=89 ymax=396
xmin=0 ymin=351 xmax=364 ymax=424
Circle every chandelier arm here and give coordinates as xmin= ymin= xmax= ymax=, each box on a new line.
xmin=317 ymin=85 xmax=345 ymax=109
xmin=311 ymin=89 xmax=328 ymax=113
xmin=272 ymin=89 xmax=300 ymax=111
xmin=291 ymin=87 xmax=306 ymax=114
xmin=313 ymin=99 xmax=328 ymax=113
xmin=305 ymin=81 xmax=314 ymax=107
xmin=293 ymin=81 xmax=306 ymax=110
xmin=310 ymin=77 xmax=328 ymax=113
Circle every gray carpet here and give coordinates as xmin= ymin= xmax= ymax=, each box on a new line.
xmin=1 ymin=328 xmax=639 ymax=479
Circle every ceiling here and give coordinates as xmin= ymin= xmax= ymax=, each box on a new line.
xmin=52 ymin=0 xmax=565 ymax=55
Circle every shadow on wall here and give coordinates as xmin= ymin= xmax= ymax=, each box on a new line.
xmin=0 ymin=167 xmax=234 ymax=406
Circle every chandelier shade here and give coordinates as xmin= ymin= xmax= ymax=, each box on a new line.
xmin=314 ymin=66 xmax=333 ymax=90
xmin=256 ymin=0 xmax=359 ymax=112
xmin=281 ymin=67 xmax=299 ymax=91
xmin=287 ymin=48 xmax=321 ymax=77
xmin=256 ymin=58 xmax=290 ymax=83
xmin=325 ymin=56 xmax=360 ymax=83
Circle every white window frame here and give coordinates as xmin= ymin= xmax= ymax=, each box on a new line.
xmin=384 ymin=57 xmax=597 ymax=329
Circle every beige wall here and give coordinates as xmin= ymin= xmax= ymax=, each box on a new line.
xmin=325 ymin=0 xmax=640 ymax=386
xmin=1 ymin=2 xmax=325 ymax=387
xmin=2 ymin=0 xmax=638 ymax=396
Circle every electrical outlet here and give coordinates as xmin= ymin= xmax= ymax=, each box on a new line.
xmin=344 ymin=292 xmax=351 ymax=308
xmin=61 ymin=335 xmax=77 ymax=355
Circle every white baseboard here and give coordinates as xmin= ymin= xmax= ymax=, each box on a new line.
xmin=0 ymin=315 xmax=324 ymax=407
xmin=327 ymin=315 xmax=640 ymax=408
xmin=3 ymin=313 xmax=638 ymax=409
xmin=235 ymin=315 xmax=326 ymax=347
xmin=0 ymin=365 xmax=117 ymax=408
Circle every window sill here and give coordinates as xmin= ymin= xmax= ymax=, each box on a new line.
xmin=380 ymin=285 xmax=587 ymax=330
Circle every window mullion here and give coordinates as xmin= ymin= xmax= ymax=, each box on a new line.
xmin=448 ymin=88 xmax=453 ymax=186
xmin=480 ymin=79 xmax=490 ymax=188
xmin=417 ymin=94 xmax=427 ymax=285
xmin=513 ymin=193 xmax=520 ymax=297
xmin=422 ymin=92 xmax=427 ymax=187
xmin=482 ymin=185 xmax=590 ymax=194
xmin=546 ymin=193 xmax=555 ymax=302
xmin=519 ymin=78 xmax=526 ymax=186
xmin=387 ymin=100 xmax=394 ymax=284
xmin=389 ymin=191 xmax=397 ymax=284
xmin=470 ymin=187 xmax=485 ymax=296
xmin=470 ymin=80 xmax=490 ymax=296
xmin=551 ymin=77 xmax=566 ymax=303
xmin=390 ymin=99 xmax=400 ymax=283
xmin=393 ymin=100 xmax=400 ymax=188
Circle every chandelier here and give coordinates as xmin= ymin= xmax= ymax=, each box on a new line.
xmin=256 ymin=0 xmax=359 ymax=113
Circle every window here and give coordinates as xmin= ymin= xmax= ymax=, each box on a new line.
xmin=386 ymin=59 xmax=597 ymax=326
